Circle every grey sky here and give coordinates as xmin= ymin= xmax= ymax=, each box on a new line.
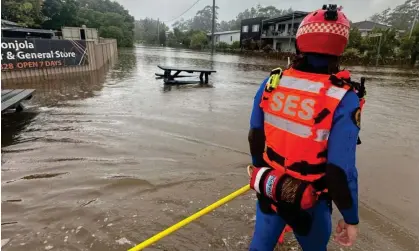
xmin=116 ymin=0 xmax=406 ymax=26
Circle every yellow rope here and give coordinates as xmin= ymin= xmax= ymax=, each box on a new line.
xmin=128 ymin=184 xmax=251 ymax=251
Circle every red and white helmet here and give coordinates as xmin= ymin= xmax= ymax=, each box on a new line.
xmin=296 ymin=4 xmax=350 ymax=56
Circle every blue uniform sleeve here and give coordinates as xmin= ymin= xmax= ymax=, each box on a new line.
xmin=250 ymin=77 xmax=268 ymax=130
xmin=327 ymin=91 xmax=360 ymax=225
xmin=249 ymin=77 xmax=269 ymax=165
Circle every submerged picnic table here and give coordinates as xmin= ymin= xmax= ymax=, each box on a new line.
xmin=1 ymin=89 xmax=35 ymax=113
xmin=156 ymin=65 xmax=216 ymax=85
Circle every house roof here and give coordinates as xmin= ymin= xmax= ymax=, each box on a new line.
xmin=352 ymin=21 xmax=390 ymax=31
xmin=1 ymin=27 xmax=57 ymax=34
xmin=207 ymin=30 xmax=240 ymax=36
xmin=263 ymin=11 xmax=309 ymax=24
xmin=241 ymin=17 xmax=268 ymax=22
xmin=1 ymin=19 xmax=24 ymax=28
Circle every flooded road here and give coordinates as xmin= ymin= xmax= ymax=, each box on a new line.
xmin=2 ymin=46 xmax=419 ymax=251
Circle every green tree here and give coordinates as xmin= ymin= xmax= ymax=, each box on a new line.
xmin=75 ymin=0 xmax=134 ymax=47
xmin=74 ymin=0 xmax=134 ymax=47
xmin=172 ymin=4 xmax=292 ymax=32
xmin=361 ymin=28 xmax=399 ymax=59
xmin=101 ymin=12 xmax=125 ymax=27
xmin=189 ymin=31 xmax=207 ymax=49
xmin=134 ymin=18 xmax=168 ymax=44
xmin=42 ymin=0 xmax=80 ymax=29
xmin=1 ymin=0 xmax=43 ymax=27
xmin=99 ymin=25 xmax=123 ymax=41
xmin=258 ymin=5 xmax=289 ymax=17
xmin=219 ymin=20 xmax=232 ymax=31
xmin=1 ymin=0 xmax=135 ymax=46
xmin=231 ymin=41 xmax=240 ymax=49
xmin=235 ymin=5 xmax=292 ymax=20
xmin=172 ymin=18 xmax=191 ymax=31
xmin=226 ymin=5 xmax=292 ymax=32
xmin=369 ymin=0 xmax=418 ymax=30
xmin=217 ymin=41 xmax=229 ymax=49
xmin=347 ymin=27 xmax=363 ymax=50
xmin=190 ymin=5 xmax=219 ymax=31
xmin=343 ymin=48 xmax=361 ymax=59
xmin=158 ymin=29 xmax=166 ymax=45
xmin=400 ymin=24 xmax=419 ymax=65
xmin=171 ymin=5 xmax=219 ymax=32
xmin=369 ymin=7 xmax=391 ymax=24
xmin=120 ymin=25 xmax=134 ymax=47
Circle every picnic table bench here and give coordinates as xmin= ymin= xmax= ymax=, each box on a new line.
xmin=2 ymin=89 xmax=35 ymax=113
xmin=156 ymin=65 xmax=216 ymax=85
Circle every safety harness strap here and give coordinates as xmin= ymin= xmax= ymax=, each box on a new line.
xmin=266 ymin=147 xmax=326 ymax=175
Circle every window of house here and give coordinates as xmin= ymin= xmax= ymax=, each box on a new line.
xmin=252 ymin=24 xmax=260 ymax=32
xmin=242 ymin=25 xmax=248 ymax=32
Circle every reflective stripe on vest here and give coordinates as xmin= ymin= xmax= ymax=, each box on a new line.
xmin=264 ymin=112 xmax=329 ymax=142
xmin=279 ymin=75 xmax=347 ymax=100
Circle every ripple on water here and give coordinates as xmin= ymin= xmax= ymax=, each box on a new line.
xmin=21 ymin=172 xmax=68 ymax=180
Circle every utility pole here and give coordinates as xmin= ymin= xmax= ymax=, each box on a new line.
xmin=409 ymin=12 xmax=418 ymax=39
xmin=211 ymin=0 xmax=216 ymax=54
xmin=157 ymin=18 xmax=160 ymax=45
xmin=259 ymin=20 xmax=263 ymax=50
xmin=376 ymin=34 xmax=382 ymax=66
xmin=288 ymin=11 xmax=295 ymax=52
xmin=369 ymin=32 xmax=382 ymax=66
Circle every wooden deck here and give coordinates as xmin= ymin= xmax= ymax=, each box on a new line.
xmin=2 ymin=89 xmax=35 ymax=113
xmin=156 ymin=65 xmax=216 ymax=85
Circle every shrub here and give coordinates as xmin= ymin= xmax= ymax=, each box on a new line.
xmin=217 ymin=41 xmax=229 ymax=49
xmin=343 ymin=48 xmax=360 ymax=57
xmin=231 ymin=41 xmax=240 ymax=49
xmin=189 ymin=31 xmax=207 ymax=50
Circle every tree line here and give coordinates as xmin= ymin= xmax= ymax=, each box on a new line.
xmin=1 ymin=0 xmax=135 ymax=47
xmin=369 ymin=0 xmax=418 ymax=30
xmin=134 ymin=4 xmax=292 ymax=49
xmin=344 ymin=0 xmax=418 ymax=65
xmin=345 ymin=25 xmax=418 ymax=66
xmin=134 ymin=0 xmax=418 ymax=66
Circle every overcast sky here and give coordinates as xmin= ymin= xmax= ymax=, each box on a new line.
xmin=116 ymin=0 xmax=407 ymax=26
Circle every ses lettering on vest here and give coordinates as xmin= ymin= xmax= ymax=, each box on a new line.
xmin=269 ymin=92 xmax=315 ymax=121
xmin=260 ymin=68 xmax=351 ymax=182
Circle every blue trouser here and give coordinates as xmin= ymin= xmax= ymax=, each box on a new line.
xmin=249 ymin=200 xmax=332 ymax=251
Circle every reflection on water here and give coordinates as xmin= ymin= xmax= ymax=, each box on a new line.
xmin=108 ymin=48 xmax=137 ymax=81
xmin=1 ymin=46 xmax=419 ymax=251
xmin=1 ymin=112 xmax=39 ymax=148
xmin=2 ymin=66 xmax=111 ymax=108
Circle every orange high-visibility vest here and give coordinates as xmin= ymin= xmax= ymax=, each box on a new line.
xmin=260 ymin=68 xmax=351 ymax=182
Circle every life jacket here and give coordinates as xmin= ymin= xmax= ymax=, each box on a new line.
xmin=255 ymin=67 xmax=362 ymax=237
xmin=259 ymin=67 xmax=353 ymax=183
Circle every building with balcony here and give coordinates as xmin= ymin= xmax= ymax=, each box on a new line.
xmin=260 ymin=11 xmax=309 ymax=52
xmin=240 ymin=17 xmax=266 ymax=48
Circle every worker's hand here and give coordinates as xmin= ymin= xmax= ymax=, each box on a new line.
xmin=247 ymin=165 xmax=254 ymax=177
xmin=334 ymin=219 xmax=358 ymax=247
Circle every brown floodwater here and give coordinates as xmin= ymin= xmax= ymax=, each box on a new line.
xmin=1 ymin=46 xmax=419 ymax=251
